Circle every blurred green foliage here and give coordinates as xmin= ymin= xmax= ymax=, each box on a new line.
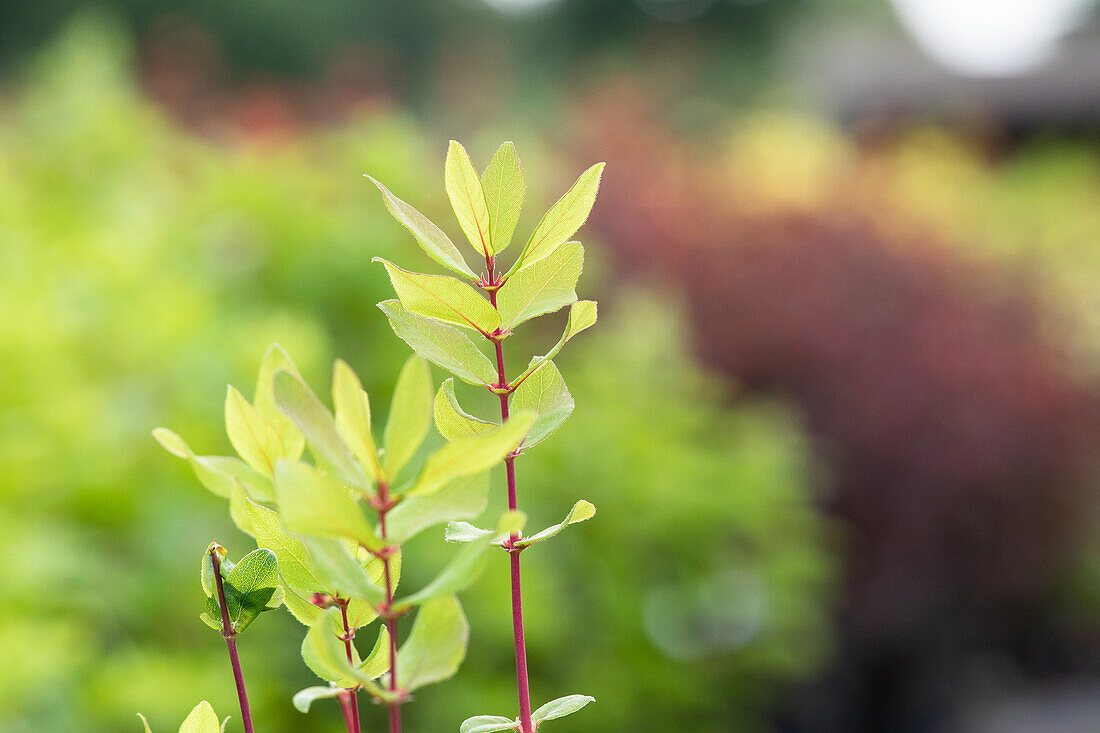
xmin=0 ymin=18 xmax=834 ymax=733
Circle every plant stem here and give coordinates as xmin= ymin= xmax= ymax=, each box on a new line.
xmin=486 ymin=276 xmax=535 ymax=733
xmin=377 ymin=482 xmax=403 ymax=733
xmin=209 ymin=548 xmax=256 ymax=733
xmin=337 ymin=600 xmax=361 ymax=733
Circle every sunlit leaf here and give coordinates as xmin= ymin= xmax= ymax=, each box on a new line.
xmin=507 ymin=162 xmax=604 ymax=277
xmin=152 ymin=428 xmax=272 ymax=501
xmin=376 ymin=259 xmax=500 ymax=336
xmin=291 ymin=686 xmax=342 ymax=714
xmin=272 ymin=370 xmax=369 ymax=492
xmin=531 ymin=695 xmax=596 ymax=725
xmin=481 ymin=141 xmax=525 ymax=254
xmin=298 ymin=536 xmax=386 ymax=606
xmin=136 ymin=713 xmax=153 ymax=733
xmin=365 ymin=174 xmax=477 ymax=279
xmin=273 ymin=460 xmax=383 ymax=551
xmin=383 ymin=356 xmax=432 ymax=478
xmin=225 ymin=385 xmax=288 ymax=477
xmin=253 ymin=343 xmax=305 ymax=462
xmin=392 ymin=540 xmax=490 ymax=611
xmin=178 ymin=701 xmax=221 ymax=733
xmin=301 ymin=607 xmax=376 ymax=690
xmin=228 ymin=481 xmax=255 ymax=538
xmin=358 ymin=624 xmax=392 ymax=680
xmin=385 ymin=472 xmax=489 ymax=544
xmin=282 ymin=584 xmax=324 ymax=626
xmin=460 ymin=716 xmax=518 ymax=733
xmin=245 ymin=498 xmax=324 ymax=592
xmin=445 ymin=510 xmax=526 ymax=545
xmin=446 ymin=140 xmax=493 ymax=257
xmin=496 ymin=242 xmax=582 ymax=329
xmin=512 ymin=300 xmax=597 ymax=388
xmin=433 ymin=379 xmax=495 ymax=440
xmin=378 ymin=300 xmax=497 ymax=387
xmin=332 ymin=359 xmax=383 ymax=483
xmin=515 ymin=500 xmax=596 ymax=549
xmin=408 ymin=411 xmax=535 ymax=496
xmin=397 ymin=595 xmax=469 ymax=691
xmin=509 ymin=361 xmax=574 ymax=447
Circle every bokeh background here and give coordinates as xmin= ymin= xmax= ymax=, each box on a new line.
xmin=3 ymin=1 xmax=1100 ymax=731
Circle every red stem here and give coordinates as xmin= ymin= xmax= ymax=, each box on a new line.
xmin=487 ymin=276 xmax=535 ymax=733
xmin=378 ymin=482 xmax=403 ymax=733
xmin=209 ymin=549 xmax=256 ymax=733
xmin=338 ymin=601 xmax=362 ymax=733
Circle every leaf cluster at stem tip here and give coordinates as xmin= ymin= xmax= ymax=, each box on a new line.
xmin=369 ymin=141 xmax=602 ymax=730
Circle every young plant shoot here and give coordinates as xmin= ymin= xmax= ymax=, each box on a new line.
xmin=369 ymin=141 xmax=601 ymax=733
xmin=155 ymin=346 xmax=527 ymax=733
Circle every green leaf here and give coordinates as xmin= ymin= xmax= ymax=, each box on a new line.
xmin=272 ymin=370 xmax=369 ymax=492
xmin=385 ymin=472 xmax=489 ymax=544
xmin=254 ymin=344 xmax=306 ymax=462
xmin=282 ymin=585 xmax=324 ymax=626
xmin=512 ymin=300 xmax=597 ymax=388
xmin=225 ymin=385 xmax=288 ymax=477
xmin=301 ymin=607 xmax=384 ymax=692
xmin=376 ymin=259 xmax=500 ymax=336
xmin=245 ymin=498 xmax=324 ymax=592
xmin=178 ymin=701 xmax=221 ymax=733
xmin=152 ymin=428 xmax=272 ymax=500
xmin=497 ymin=242 xmax=583 ymax=329
xmin=446 ymin=140 xmax=494 ymax=257
xmin=408 ymin=411 xmax=536 ymax=497
xmin=383 ymin=355 xmax=433 ymax=478
xmin=358 ymin=623 xmax=392 ymax=680
xmin=223 ymin=548 xmax=282 ymax=632
xmin=531 ymin=695 xmax=596 ymax=725
xmin=377 ymin=300 xmax=497 ymax=387
xmin=433 ymin=379 xmax=494 ymax=440
xmin=481 ymin=141 xmax=526 ymax=254
xmin=515 ymin=500 xmax=596 ymax=549
xmin=332 ymin=359 xmax=383 ymax=483
xmin=445 ymin=510 xmax=526 ymax=545
xmin=298 ymin=536 xmax=386 ymax=606
xmin=273 ymin=460 xmax=384 ymax=551
xmin=509 ymin=361 xmax=574 ymax=447
xmin=292 ymin=686 xmax=342 ymax=714
xmin=365 ymin=175 xmax=477 ymax=279
xmin=397 ymin=595 xmax=469 ymax=691
xmin=460 ymin=716 xmax=518 ymax=733
xmin=392 ymin=540 xmax=490 ymax=611
xmin=507 ymin=162 xmax=604 ymax=277
xmin=228 ymin=481 xmax=256 ymax=538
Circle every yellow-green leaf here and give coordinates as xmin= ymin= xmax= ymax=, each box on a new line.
xmin=445 ymin=140 xmax=493 ymax=256
xmin=178 ymin=701 xmax=221 ymax=733
xmin=245 ymin=498 xmax=324 ymax=592
xmin=496 ymin=242 xmax=582 ymax=328
xmin=225 ymin=385 xmax=287 ymax=477
xmin=153 ymin=428 xmax=273 ymax=501
xmin=397 ymin=595 xmax=469 ymax=691
xmin=481 ymin=141 xmax=525 ymax=254
xmin=408 ymin=410 xmax=535 ymax=497
xmin=515 ymin=500 xmax=596 ymax=549
xmin=254 ymin=344 xmax=305 ymax=462
xmin=507 ymin=162 xmax=604 ymax=277
xmin=386 ymin=473 xmax=490 ymax=545
xmin=365 ymin=174 xmax=477 ymax=279
xmin=273 ymin=460 xmax=384 ymax=551
xmin=383 ymin=355 xmax=433 ymax=478
xmin=510 ymin=360 xmax=574 ymax=447
xmin=376 ymin=259 xmax=500 ymax=336
xmin=332 ymin=359 xmax=383 ymax=483
xmin=378 ymin=300 xmax=497 ymax=387
xmin=433 ymin=379 xmax=495 ymax=440
xmin=512 ymin=300 xmax=597 ymax=388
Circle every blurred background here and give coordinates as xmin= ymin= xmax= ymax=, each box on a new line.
xmin=2 ymin=1 xmax=1100 ymax=732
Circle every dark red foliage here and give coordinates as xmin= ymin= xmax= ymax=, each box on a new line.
xmin=573 ymin=86 xmax=1100 ymax=730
